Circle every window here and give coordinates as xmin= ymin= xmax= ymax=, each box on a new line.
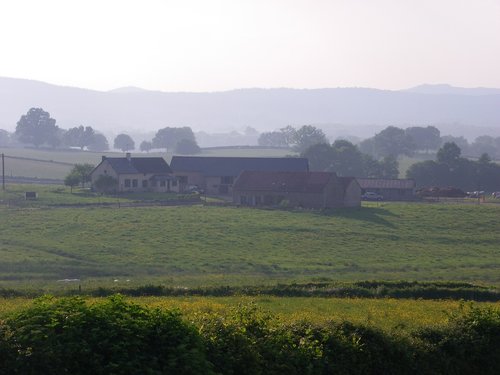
xmin=240 ymin=195 xmax=247 ymax=204
xmin=160 ymin=180 xmax=166 ymax=187
xmin=142 ymin=180 xmax=148 ymax=188
xmin=178 ymin=176 xmax=188 ymax=184
xmin=132 ymin=179 xmax=138 ymax=188
xmin=172 ymin=180 xmax=177 ymax=187
xmin=124 ymin=179 xmax=131 ymax=188
xmin=221 ymin=176 xmax=234 ymax=184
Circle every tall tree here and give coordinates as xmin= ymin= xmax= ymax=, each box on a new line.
xmin=87 ymin=134 xmax=109 ymax=151
xmin=139 ymin=140 xmax=153 ymax=152
xmin=114 ymin=134 xmax=135 ymax=151
xmin=371 ymin=126 xmax=416 ymax=158
xmin=405 ymin=126 xmax=441 ymax=152
xmin=292 ymin=125 xmax=328 ymax=152
xmin=64 ymin=172 xmax=80 ymax=193
xmin=301 ymin=143 xmax=335 ymax=171
xmin=437 ymin=142 xmax=461 ymax=165
xmin=68 ymin=163 xmax=94 ymax=188
xmin=64 ymin=126 xmax=96 ymax=150
xmin=329 ymin=140 xmax=365 ymax=176
xmin=15 ymin=108 xmax=59 ymax=147
xmin=174 ymin=139 xmax=201 ymax=154
xmin=257 ymin=131 xmax=289 ymax=147
xmin=152 ymin=127 xmax=196 ymax=151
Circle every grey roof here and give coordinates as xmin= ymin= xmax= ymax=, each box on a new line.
xmin=103 ymin=157 xmax=172 ymax=174
xmin=170 ymin=156 xmax=309 ymax=176
xmin=356 ymin=178 xmax=415 ymax=189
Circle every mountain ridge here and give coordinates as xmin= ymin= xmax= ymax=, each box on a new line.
xmin=1 ymin=77 xmax=499 ymax=139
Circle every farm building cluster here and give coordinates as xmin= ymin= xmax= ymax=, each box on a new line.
xmin=90 ymin=154 xmax=417 ymax=209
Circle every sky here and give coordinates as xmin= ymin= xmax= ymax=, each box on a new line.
xmin=0 ymin=0 xmax=499 ymax=92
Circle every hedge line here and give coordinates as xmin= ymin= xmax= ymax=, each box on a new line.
xmin=2 ymin=281 xmax=499 ymax=301
xmin=0 ymin=296 xmax=499 ymax=374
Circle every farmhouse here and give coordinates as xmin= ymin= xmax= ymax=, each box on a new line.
xmin=90 ymin=153 xmax=178 ymax=193
xmin=170 ymin=156 xmax=309 ymax=195
xmin=233 ymin=170 xmax=361 ymax=209
xmin=357 ymin=178 xmax=416 ymax=201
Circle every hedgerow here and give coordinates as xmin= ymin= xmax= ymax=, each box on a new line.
xmin=0 ymin=297 xmax=499 ymax=374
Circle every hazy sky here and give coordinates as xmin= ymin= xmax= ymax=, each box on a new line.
xmin=1 ymin=0 xmax=499 ymax=92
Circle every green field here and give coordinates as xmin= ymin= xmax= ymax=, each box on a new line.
xmin=0 ymin=146 xmax=293 ymax=179
xmin=1 ymin=197 xmax=499 ymax=288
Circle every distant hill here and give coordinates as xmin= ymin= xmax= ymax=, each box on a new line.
xmin=1 ymin=77 xmax=499 ymax=139
xmin=405 ymin=84 xmax=500 ymax=96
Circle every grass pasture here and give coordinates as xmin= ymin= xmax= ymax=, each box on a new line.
xmin=0 ymin=146 xmax=294 ymax=180
xmin=0 ymin=200 xmax=499 ymax=288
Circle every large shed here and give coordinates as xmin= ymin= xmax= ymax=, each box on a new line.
xmin=233 ymin=170 xmax=360 ymax=209
xmin=170 ymin=156 xmax=309 ymax=195
xmin=357 ymin=178 xmax=416 ymax=201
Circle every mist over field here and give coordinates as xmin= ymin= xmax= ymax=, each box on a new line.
xmin=1 ymin=77 xmax=500 ymax=141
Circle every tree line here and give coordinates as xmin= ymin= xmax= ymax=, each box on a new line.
xmin=2 ymin=107 xmax=202 ymax=154
xmin=407 ymin=142 xmax=500 ymax=191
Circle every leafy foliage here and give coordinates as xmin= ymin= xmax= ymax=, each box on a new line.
xmin=93 ymin=175 xmax=118 ymax=194
xmin=1 ymin=298 xmax=499 ymax=374
xmin=15 ymin=108 xmax=60 ymax=148
xmin=87 ymin=133 xmax=109 ymax=152
xmin=0 ymin=295 xmax=211 ymax=374
xmin=407 ymin=142 xmax=500 ymax=190
xmin=152 ymin=127 xmax=196 ymax=151
xmin=175 ymin=138 xmax=201 ymax=154
xmin=113 ymin=133 xmax=135 ymax=151
xmin=301 ymin=140 xmax=399 ymax=178
xmin=63 ymin=125 xmax=95 ymax=150
xmin=139 ymin=140 xmax=153 ymax=152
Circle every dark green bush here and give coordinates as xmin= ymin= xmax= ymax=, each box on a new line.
xmin=0 ymin=295 xmax=211 ymax=375
xmin=1 ymin=298 xmax=499 ymax=374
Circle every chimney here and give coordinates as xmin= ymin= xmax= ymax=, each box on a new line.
xmin=102 ymin=155 xmax=106 ymax=162
xmin=126 ymin=152 xmax=131 ymax=161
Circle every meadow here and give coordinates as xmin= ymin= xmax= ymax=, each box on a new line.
xmin=0 ymin=146 xmax=293 ymax=180
xmin=0 ymin=196 xmax=499 ymax=289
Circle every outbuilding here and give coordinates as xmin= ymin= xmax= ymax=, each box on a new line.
xmin=233 ymin=170 xmax=361 ymax=209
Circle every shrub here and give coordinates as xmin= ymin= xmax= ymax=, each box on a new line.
xmin=0 ymin=295 xmax=211 ymax=374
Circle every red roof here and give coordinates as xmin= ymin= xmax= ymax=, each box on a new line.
xmin=233 ymin=171 xmax=336 ymax=193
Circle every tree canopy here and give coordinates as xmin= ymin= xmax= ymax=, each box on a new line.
xmin=405 ymin=126 xmax=441 ymax=152
xmin=301 ymin=139 xmax=399 ymax=178
xmin=174 ymin=139 xmax=201 ymax=154
xmin=140 ymin=140 xmax=153 ymax=152
xmin=15 ymin=108 xmax=60 ymax=147
xmin=152 ymin=127 xmax=196 ymax=151
xmin=87 ymin=133 xmax=109 ymax=151
xmin=407 ymin=143 xmax=500 ymax=191
xmin=63 ymin=126 xmax=95 ymax=150
xmin=114 ymin=134 xmax=135 ymax=151
xmin=69 ymin=163 xmax=94 ymax=188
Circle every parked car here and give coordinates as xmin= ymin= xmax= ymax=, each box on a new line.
xmin=466 ymin=191 xmax=485 ymax=198
xmin=361 ymin=191 xmax=384 ymax=201
xmin=492 ymin=192 xmax=500 ymax=199
xmin=185 ymin=185 xmax=205 ymax=194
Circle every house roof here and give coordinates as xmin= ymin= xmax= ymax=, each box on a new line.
xmin=100 ymin=157 xmax=172 ymax=175
xmin=233 ymin=171 xmax=336 ymax=193
xmin=356 ymin=178 xmax=415 ymax=189
xmin=170 ymin=156 xmax=309 ymax=176
xmin=339 ymin=176 xmax=359 ymax=192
